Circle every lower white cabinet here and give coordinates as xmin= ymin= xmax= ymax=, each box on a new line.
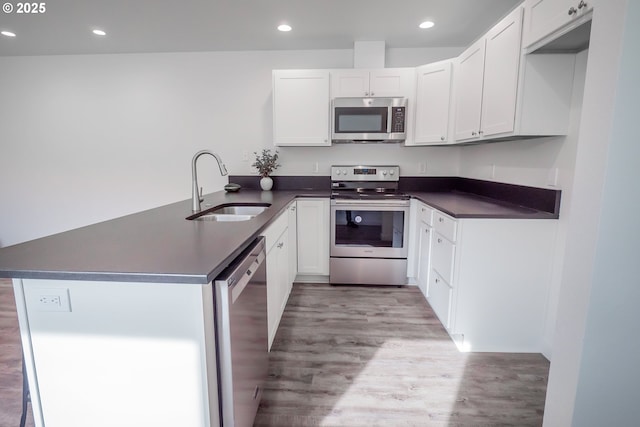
xmin=287 ymin=201 xmax=298 ymax=285
xmin=428 ymin=271 xmax=453 ymax=330
xmin=296 ymin=198 xmax=330 ymax=277
xmin=261 ymin=210 xmax=292 ymax=349
xmin=412 ymin=203 xmax=557 ymax=353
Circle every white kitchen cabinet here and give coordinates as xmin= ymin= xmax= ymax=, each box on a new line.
xmin=454 ymin=38 xmax=486 ymax=142
xmin=411 ymin=202 xmax=557 ymax=353
xmin=287 ymin=201 xmax=298 ymax=287
xmin=454 ymin=6 xmax=575 ymax=142
xmin=261 ymin=210 xmax=292 ymax=349
xmin=410 ymin=60 xmax=455 ymax=145
xmin=416 ymin=221 xmax=432 ymax=297
xmin=296 ymin=198 xmax=330 ymax=277
xmin=330 ymin=68 xmax=415 ymax=98
xmin=428 ymin=271 xmax=454 ymax=330
xmin=523 ymin=0 xmax=593 ymax=50
xmin=454 ymin=7 xmax=523 ymax=141
xmin=272 ymin=69 xmax=331 ymax=147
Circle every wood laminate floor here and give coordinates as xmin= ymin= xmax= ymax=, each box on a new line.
xmin=255 ymin=283 xmax=549 ymax=427
xmin=0 ymin=279 xmax=549 ymax=427
xmin=0 ymin=278 xmax=35 ymax=427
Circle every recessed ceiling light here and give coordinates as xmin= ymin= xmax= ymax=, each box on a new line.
xmin=277 ymin=24 xmax=292 ymax=32
xmin=419 ymin=21 xmax=435 ymax=29
xmin=1 ymin=31 xmax=16 ymax=37
xmin=92 ymin=29 xmax=106 ymax=36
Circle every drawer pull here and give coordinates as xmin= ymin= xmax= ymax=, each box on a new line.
xmin=439 ymin=217 xmax=444 ymax=222
xmin=568 ymin=6 xmax=577 ymax=15
xmin=435 ymin=278 xmax=440 ymax=283
xmin=437 ymin=238 xmax=442 ymax=243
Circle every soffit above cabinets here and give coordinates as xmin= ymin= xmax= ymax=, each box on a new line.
xmin=0 ymin=0 xmax=521 ymax=56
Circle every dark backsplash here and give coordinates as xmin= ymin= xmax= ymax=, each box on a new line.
xmin=229 ymin=175 xmax=561 ymax=215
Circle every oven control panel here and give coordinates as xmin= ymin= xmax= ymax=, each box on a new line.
xmin=331 ymin=165 xmax=400 ymax=181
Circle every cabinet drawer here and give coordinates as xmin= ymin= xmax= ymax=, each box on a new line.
xmin=261 ymin=210 xmax=288 ymax=251
xmin=428 ymin=271 xmax=453 ymax=329
xmin=418 ymin=203 xmax=433 ymax=225
xmin=431 ymin=232 xmax=455 ymax=284
xmin=433 ymin=211 xmax=457 ymax=242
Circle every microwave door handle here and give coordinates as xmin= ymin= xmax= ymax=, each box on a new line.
xmin=387 ymin=108 xmax=392 ymax=134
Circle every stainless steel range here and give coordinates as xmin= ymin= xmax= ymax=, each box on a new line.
xmin=330 ymin=165 xmax=410 ymax=286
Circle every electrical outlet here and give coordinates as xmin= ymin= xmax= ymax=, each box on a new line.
xmin=33 ymin=288 xmax=71 ymax=312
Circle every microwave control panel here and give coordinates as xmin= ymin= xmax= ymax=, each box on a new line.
xmin=391 ymin=107 xmax=406 ymax=133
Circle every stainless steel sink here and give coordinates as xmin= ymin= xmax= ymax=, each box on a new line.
xmin=187 ymin=203 xmax=270 ymax=221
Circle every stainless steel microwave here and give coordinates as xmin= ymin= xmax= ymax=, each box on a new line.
xmin=331 ymin=97 xmax=408 ymax=143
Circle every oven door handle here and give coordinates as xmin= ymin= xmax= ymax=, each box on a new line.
xmin=331 ymin=199 xmax=410 ymax=208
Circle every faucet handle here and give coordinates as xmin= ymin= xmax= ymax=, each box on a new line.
xmin=199 ymin=186 xmax=204 ymax=202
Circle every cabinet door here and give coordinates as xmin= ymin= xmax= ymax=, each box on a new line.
xmin=523 ymin=0 xmax=576 ymax=48
xmin=296 ymin=199 xmax=330 ymax=275
xmin=481 ymin=7 xmax=523 ymax=137
xmin=431 ymin=232 xmax=456 ymax=284
xmin=273 ymin=70 xmax=331 ymax=146
xmin=417 ymin=222 xmax=432 ymax=297
xmin=369 ymin=68 xmax=416 ymax=98
xmin=330 ymin=70 xmax=370 ymax=97
xmin=428 ymin=271 xmax=453 ymax=329
xmin=454 ymin=38 xmax=486 ymax=141
xmin=267 ymin=229 xmax=289 ymax=350
xmin=287 ymin=202 xmax=297 ymax=288
xmin=412 ymin=61 xmax=453 ymax=145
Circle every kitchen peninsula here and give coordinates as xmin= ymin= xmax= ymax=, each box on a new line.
xmin=0 ymin=178 xmax=559 ymax=427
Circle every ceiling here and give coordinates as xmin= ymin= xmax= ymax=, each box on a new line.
xmin=0 ymin=0 xmax=521 ymax=56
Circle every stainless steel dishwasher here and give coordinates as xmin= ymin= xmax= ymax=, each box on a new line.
xmin=214 ymin=236 xmax=268 ymax=427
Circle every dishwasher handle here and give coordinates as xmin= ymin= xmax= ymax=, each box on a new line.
xmin=226 ymin=237 xmax=266 ymax=304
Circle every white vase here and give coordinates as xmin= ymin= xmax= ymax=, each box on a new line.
xmin=260 ymin=176 xmax=273 ymax=191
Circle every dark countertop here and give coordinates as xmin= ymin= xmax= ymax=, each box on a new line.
xmin=0 ymin=190 xmax=328 ymax=284
xmin=0 ymin=187 xmax=556 ymax=284
xmin=412 ymin=191 xmax=557 ymax=219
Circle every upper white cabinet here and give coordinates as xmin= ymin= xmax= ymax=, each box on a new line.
xmin=330 ymin=68 xmax=415 ymax=98
xmin=272 ymin=69 xmax=331 ymax=147
xmin=454 ymin=6 xmax=576 ymax=142
xmin=454 ymin=7 xmax=523 ymax=141
xmin=454 ymin=38 xmax=487 ymax=141
xmin=410 ymin=60 xmax=455 ymax=145
xmin=523 ymin=0 xmax=593 ymax=49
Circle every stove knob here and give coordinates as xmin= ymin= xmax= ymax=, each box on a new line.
xmin=389 ymin=170 xmax=395 ymax=175
xmin=336 ymin=170 xmax=341 ymax=175
xmin=342 ymin=169 xmax=347 ymax=175
xmin=382 ymin=170 xmax=387 ymax=176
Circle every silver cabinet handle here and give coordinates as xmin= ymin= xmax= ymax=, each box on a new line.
xmin=435 ymin=278 xmax=440 ymax=283
xmin=440 ymin=136 xmax=445 ymax=141
xmin=425 ymin=229 xmax=429 ymax=234
xmin=421 ymin=208 xmax=426 ymax=212
xmin=578 ymin=0 xmax=587 ymax=9
xmin=277 ymin=242 xmax=284 ymax=249
xmin=568 ymin=6 xmax=577 ymax=15
xmin=471 ymin=131 xmax=477 ymax=136
xmin=478 ymin=130 xmax=484 ymax=135
xmin=437 ymin=238 xmax=442 ymax=243
xmin=290 ymin=206 xmax=296 ymax=212
xmin=370 ymin=92 xmax=375 ymax=96
xmin=439 ymin=217 xmax=444 ymax=223
xmin=364 ymin=92 xmax=369 ymax=96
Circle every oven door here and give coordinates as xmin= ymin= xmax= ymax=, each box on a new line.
xmin=330 ymin=199 xmax=410 ymax=258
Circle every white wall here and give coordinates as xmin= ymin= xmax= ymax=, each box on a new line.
xmin=571 ymin=1 xmax=640 ymax=423
xmin=0 ymin=47 xmax=462 ymax=247
xmin=543 ymin=0 xmax=631 ymax=425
